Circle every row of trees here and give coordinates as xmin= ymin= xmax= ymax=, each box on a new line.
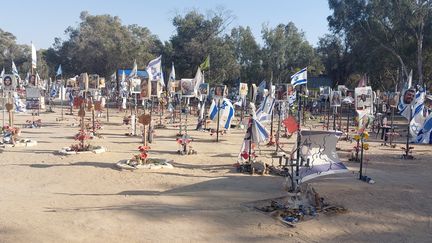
xmin=2 ymin=1 xmax=432 ymax=90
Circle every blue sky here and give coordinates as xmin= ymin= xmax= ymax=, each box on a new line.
xmin=0 ymin=0 xmax=331 ymax=49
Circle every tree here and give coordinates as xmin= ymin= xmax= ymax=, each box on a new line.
xmin=261 ymin=22 xmax=323 ymax=83
xmin=169 ymin=10 xmax=240 ymax=85
xmin=45 ymin=11 xmax=162 ymax=78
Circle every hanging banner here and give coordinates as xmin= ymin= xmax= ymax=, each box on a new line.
xmin=298 ymin=130 xmax=349 ymax=183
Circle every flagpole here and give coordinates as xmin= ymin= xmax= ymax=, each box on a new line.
xmin=294 ymin=85 xmax=303 ymax=191
xmin=216 ymin=99 xmax=221 ymax=142
xmin=61 ymin=74 xmax=64 ymax=120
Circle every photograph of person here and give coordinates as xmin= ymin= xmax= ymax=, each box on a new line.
xmin=330 ymin=90 xmax=341 ymax=107
xmin=151 ymin=80 xmax=159 ymax=97
xmin=88 ymin=75 xmax=99 ymax=90
xmin=180 ymin=79 xmax=194 ymax=96
xmin=29 ymin=74 xmax=37 ymax=86
xmin=215 ymin=85 xmax=225 ymax=97
xmin=140 ymin=78 xmax=150 ymax=99
xmin=130 ymin=78 xmax=141 ymax=94
xmin=239 ymin=83 xmax=248 ymax=97
xmin=199 ymin=83 xmax=209 ymax=96
xmin=3 ymin=75 xmax=15 ymax=91
xmin=275 ymin=84 xmax=287 ymax=101
xmin=402 ymin=88 xmax=415 ymax=105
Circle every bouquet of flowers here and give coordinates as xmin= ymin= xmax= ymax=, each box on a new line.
xmin=128 ymin=145 xmax=151 ymax=166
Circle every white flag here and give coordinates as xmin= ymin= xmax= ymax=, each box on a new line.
xmin=129 ymin=60 xmax=137 ymax=78
xmin=12 ymin=61 xmax=19 ymax=78
xmin=193 ymin=67 xmax=204 ymax=98
xmin=31 ymin=42 xmax=37 ymax=69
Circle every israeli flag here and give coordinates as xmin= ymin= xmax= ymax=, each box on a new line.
xmin=147 ymin=55 xmax=165 ymax=87
xmin=256 ymin=95 xmax=275 ymax=123
xmin=291 ymin=67 xmax=307 ymax=87
xmin=252 ymin=118 xmax=270 ymax=143
xmin=56 ymin=64 xmax=62 ymax=77
xmin=129 ymin=60 xmax=137 ymax=79
xmin=209 ymin=98 xmax=235 ymax=129
xmin=12 ymin=61 xmax=19 ymax=78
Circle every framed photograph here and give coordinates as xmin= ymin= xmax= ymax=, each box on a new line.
xmin=99 ymin=78 xmax=106 ymax=88
xmin=239 ymin=83 xmax=248 ymax=97
xmin=275 ymin=84 xmax=288 ymax=101
xmin=389 ymin=92 xmax=399 ymax=108
xmin=130 ymin=78 xmax=141 ymax=94
xmin=140 ymin=78 xmax=151 ymax=99
xmin=214 ymin=85 xmax=224 ymax=98
xmin=180 ymin=79 xmax=194 ymax=96
xmin=355 ymin=86 xmax=373 ymax=113
xmin=151 ymin=80 xmax=161 ymax=98
xmin=199 ymin=83 xmax=209 ymax=96
xmin=2 ymin=74 xmax=17 ymax=91
xmin=88 ymin=74 xmax=99 ymax=90
xmin=330 ymin=90 xmax=341 ymax=107
xmin=28 ymin=74 xmax=38 ymax=87
xmin=79 ymin=73 xmax=89 ymax=91
xmin=66 ymin=78 xmax=77 ymax=88
xmin=173 ymin=80 xmax=181 ymax=94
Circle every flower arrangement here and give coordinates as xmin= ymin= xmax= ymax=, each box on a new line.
xmin=25 ymin=119 xmax=42 ymax=128
xmin=350 ymin=130 xmax=369 ymax=162
xmin=127 ymin=145 xmax=151 ymax=166
xmin=1 ymin=125 xmax=21 ymax=144
xmin=69 ymin=129 xmax=93 ymax=152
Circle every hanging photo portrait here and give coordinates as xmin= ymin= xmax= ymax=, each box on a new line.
xmin=355 ymin=86 xmax=373 ymax=114
xmin=275 ymin=84 xmax=288 ymax=101
xmin=239 ymin=83 xmax=248 ymax=97
xmin=28 ymin=74 xmax=38 ymax=87
xmin=130 ymin=78 xmax=141 ymax=94
xmin=319 ymin=86 xmax=331 ymax=100
xmin=66 ymin=78 xmax=77 ymax=88
xmin=199 ymin=83 xmax=209 ymax=96
xmin=2 ymin=75 xmax=17 ymax=91
xmin=180 ymin=79 xmax=194 ymax=96
xmin=88 ymin=74 xmax=99 ymax=90
xmin=173 ymin=80 xmax=181 ymax=94
xmin=151 ymin=80 xmax=161 ymax=98
xmin=214 ymin=85 xmax=226 ymax=98
xmin=99 ymin=78 xmax=106 ymax=88
xmin=330 ymin=90 xmax=342 ymax=107
xmin=140 ymin=77 xmax=150 ymax=99
xmin=79 ymin=73 xmax=89 ymax=91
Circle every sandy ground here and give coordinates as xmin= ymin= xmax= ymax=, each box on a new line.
xmin=0 ymin=106 xmax=431 ymax=243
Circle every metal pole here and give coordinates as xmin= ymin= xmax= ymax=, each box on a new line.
xmin=333 ymin=106 xmax=337 ymax=130
xmin=294 ymin=86 xmax=303 ymax=190
xmin=216 ymin=99 xmax=221 ymax=142
xmin=359 ymin=139 xmax=364 ymax=179
xmin=405 ymin=105 xmax=412 ymax=158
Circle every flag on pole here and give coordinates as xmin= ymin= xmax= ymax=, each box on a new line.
xmin=56 ymin=64 xmax=62 ymax=77
xmin=31 ymin=42 xmax=37 ymax=69
xmin=12 ymin=61 xmax=19 ymax=78
xmin=291 ymin=67 xmax=307 ymax=87
xmin=357 ymin=74 xmax=366 ymax=87
xmin=129 ymin=60 xmax=137 ymax=79
xmin=200 ymin=55 xmax=210 ymax=71
xmin=146 ymin=55 xmax=164 ymax=87
xmin=256 ymin=95 xmax=275 ymax=123
xmin=0 ymin=67 xmax=4 ymax=77
xmin=407 ymin=70 xmax=413 ymax=89
xmin=193 ymin=67 xmax=204 ymax=98
xmin=208 ymin=98 xmax=235 ymax=129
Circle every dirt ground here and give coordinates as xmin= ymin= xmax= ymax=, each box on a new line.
xmin=0 ymin=107 xmax=431 ymax=243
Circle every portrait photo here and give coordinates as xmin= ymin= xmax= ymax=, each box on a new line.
xmin=199 ymin=83 xmax=209 ymax=96
xmin=214 ymin=85 xmax=226 ymax=98
xmin=275 ymin=84 xmax=288 ymax=101
xmin=330 ymin=90 xmax=341 ymax=107
xmin=239 ymin=83 xmax=248 ymax=97
xmin=2 ymin=75 xmax=16 ymax=91
xmin=130 ymin=78 xmax=141 ymax=94
xmin=140 ymin=78 xmax=150 ymax=99
xmin=180 ymin=79 xmax=194 ymax=96
xmin=88 ymin=74 xmax=99 ymax=90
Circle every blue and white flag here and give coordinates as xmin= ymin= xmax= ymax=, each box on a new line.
xmin=12 ymin=61 xmax=19 ymax=79
xmin=56 ymin=64 xmax=62 ymax=77
xmin=129 ymin=60 xmax=137 ymax=79
xmin=252 ymin=118 xmax=270 ymax=143
xmin=256 ymin=95 xmax=275 ymax=123
xmin=147 ymin=55 xmax=165 ymax=87
xmin=258 ymin=80 xmax=266 ymax=94
xmin=31 ymin=42 xmax=37 ymax=69
xmin=209 ymin=98 xmax=235 ymax=129
xmin=291 ymin=67 xmax=307 ymax=87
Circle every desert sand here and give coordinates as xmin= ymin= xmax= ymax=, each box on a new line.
xmin=1 ymin=107 xmax=431 ymax=243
